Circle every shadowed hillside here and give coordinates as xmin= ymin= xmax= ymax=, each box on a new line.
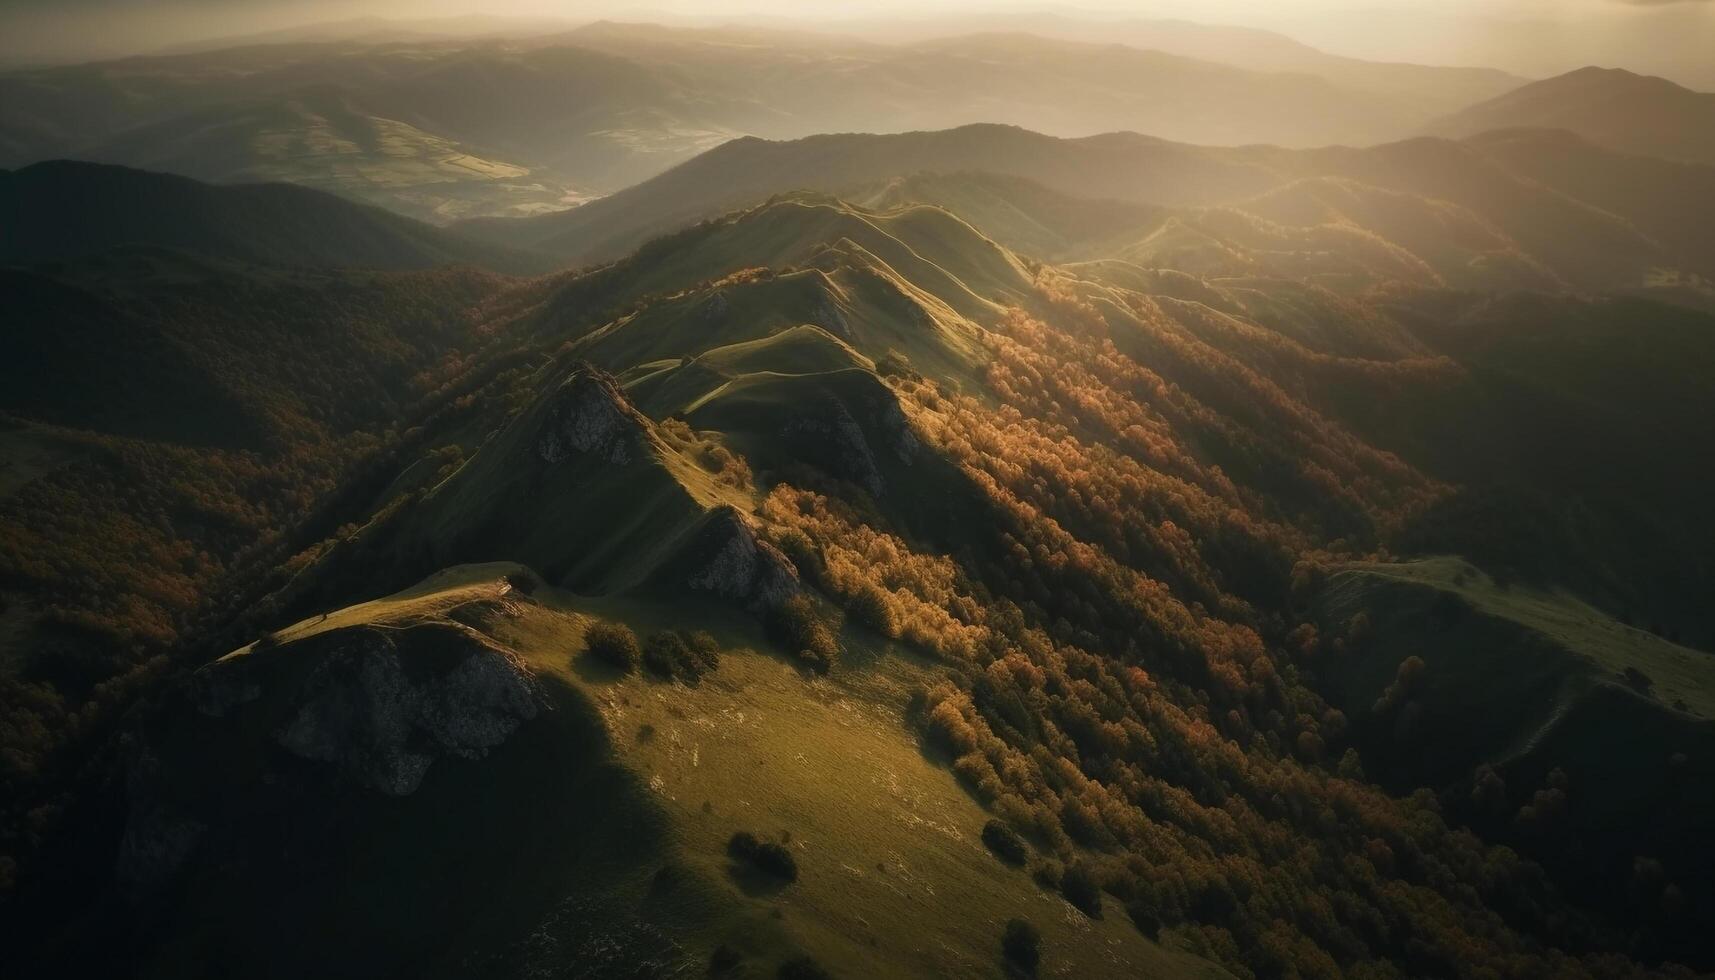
xmin=0 ymin=161 xmax=551 ymax=273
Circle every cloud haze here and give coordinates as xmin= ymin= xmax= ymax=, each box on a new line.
xmin=0 ymin=0 xmax=1709 ymax=90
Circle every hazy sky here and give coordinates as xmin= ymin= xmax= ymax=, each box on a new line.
xmin=1 ymin=0 xmax=1711 ymax=87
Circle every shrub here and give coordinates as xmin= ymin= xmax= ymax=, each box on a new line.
xmin=1062 ymin=861 xmax=1103 ymax=918
xmin=1001 ymin=918 xmax=1041 ymax=974
xmin=772 ymin=529 xmax=823 ymax=584
xmin=875 ymin=350 xmax=916 ymax=379
xmin=767 ymin=595 xmax=838 ymax=674
xmin=585 ymin=621 xmax=641 ymax=673
xmin=728 ymin=830 xmax=798 ymax=882
xmin=685 ymin=630 xmax=721 ymax=672
xmin=1031 ymin=860 xmax=1061 ymax=891
xmin=643 ymin=630 xmax=689 ymax=678
xmin=982 ymin=819 xmax=1029 ymax=865
xmin=1127 ymin=899 xmax=1162 ymax=941
xmin=846 ymin=583 xmax=899 ymax=639
xmin=642 ymin=629 xmax=722 ymax=683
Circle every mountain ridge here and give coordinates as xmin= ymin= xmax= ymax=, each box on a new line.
xmin=1427 ymin=66 xmax=1715 ymax=165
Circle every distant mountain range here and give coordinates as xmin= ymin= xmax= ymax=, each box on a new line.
xmin=457 ymin=122 xmax=1715 ymax=304
xmin=0 ymin=21 xmax=1533 ymax=223
xmin=1428 ymin=66 xmax=1715 ymax=165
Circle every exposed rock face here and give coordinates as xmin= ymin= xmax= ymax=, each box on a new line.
xmin=684 ymin=507 xmax=801 ymax=610
xmin=878 ymin=394 xmax=921 ymax=461
xmin=536 ymin=370 xmax=644 ymax=465
xmin=787 ymin=397 xmax=885 ymax=495
xmin=782 ymin=385 xmax=919 ymax=496
xmin=115 ymin=747 xmax=207 ymax=893
xmin=812 ymin=295 xmax=851 ymax=339
xmin=270 ymin=625 xmax=539 ymax=796
xmin=700 ymin=289 xmax=730 ymax=322
xmin=192 ymin=665 xmax=260 ymax=718
xmin=116 ymin=612 xmax=543 ymax=899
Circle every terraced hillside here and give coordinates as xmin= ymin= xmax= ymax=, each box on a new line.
xmin=5 ymin=157 xmax=1714 ymax=978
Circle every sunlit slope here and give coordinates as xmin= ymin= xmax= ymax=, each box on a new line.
xmin=543 ymin=196 xmax=1016 ymax=387
xmin=314 ymin=197 xmax=1023 ymax=605
xmin=396 ymin=368 xmax=749 ymax=595
xmin=107 ymin=564 xmax=1230 ymax=979
xmin=456 ymin=124 xmax=1292 ymax=263
xmin=464 ymin=124 xmax=1713 ymax=303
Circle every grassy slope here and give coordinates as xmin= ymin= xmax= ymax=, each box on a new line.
xmin=1315 ymin=557 xmax=1715 ymax=806
xmin=1312 ymin=558 xmax=1715 ymax=925
xmin=1322 ymin=558 xmax=1715 ymax=728
xmin=135 ymin=564 xmax=1229 ymax=979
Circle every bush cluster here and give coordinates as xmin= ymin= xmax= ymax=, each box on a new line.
xmin=641 ymin=629 xmax=720 ymax=682
xmin=728 ymin=830 xmax=799 ymax=882
xmin=584 ymin=621 xmax=641 ymax=673
xmin=766 ymin=595 xmax=838 ymax=674
xmin=982 ymin=819 xmax=1029 ymax=865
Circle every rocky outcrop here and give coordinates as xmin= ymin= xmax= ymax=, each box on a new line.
xmin=536 ymin=369 xmax=648 ymax=466
xmin=811 ymin=294 xmax=852 ymax=339
xmin=781 ymin=382 xmax=920 ymax=496
xmin=116 ymin=607 xmax=544 ymax=899
xmin=269 ymin=624 xmax=539 ymax=796
xmin=683 ymin=507 xmax=801 ymax=610
xmin=115 ymin=747 xmax=207 ymax=894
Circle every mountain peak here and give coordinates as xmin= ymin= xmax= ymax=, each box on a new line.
xmin=1425 ymin=64 xmax=1715 ymax=164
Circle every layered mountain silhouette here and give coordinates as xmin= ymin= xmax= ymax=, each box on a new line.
xmin=1427 ymin=66 xmax=1715 ymax=166
xmin=0 ymin=22 xmax=1537 ymax=221
xmin=4 ymin=9 xmax=1715 ymax=972
xmin=459 ymin=123 xmax=1715 ymax=306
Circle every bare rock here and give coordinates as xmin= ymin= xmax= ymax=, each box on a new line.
xmin=536 ymin=370 xmax=643 ymax=465
xmin=684 ymin=507 xmax=801 ymax=610
xmin=272 ymin=625 xmax=539 ymax=796
xmin=115 ymin=747 xmax=207 ymax=894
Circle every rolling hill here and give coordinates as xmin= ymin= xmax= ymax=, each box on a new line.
xmin=0 ymin=161 xmax=551 ymax=273
xmin=454 ymin=124 xmax=1296 ymax=263
xmin=1427 ymin=67 xmax=1715 ymax=166
xmin=863 ymin=11 xmax=1522 ymax=113
xmin=461 ymin=124 xmax=1715 ymax=305
xmin=4 ymin=130 xmax=1715 ymax=978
